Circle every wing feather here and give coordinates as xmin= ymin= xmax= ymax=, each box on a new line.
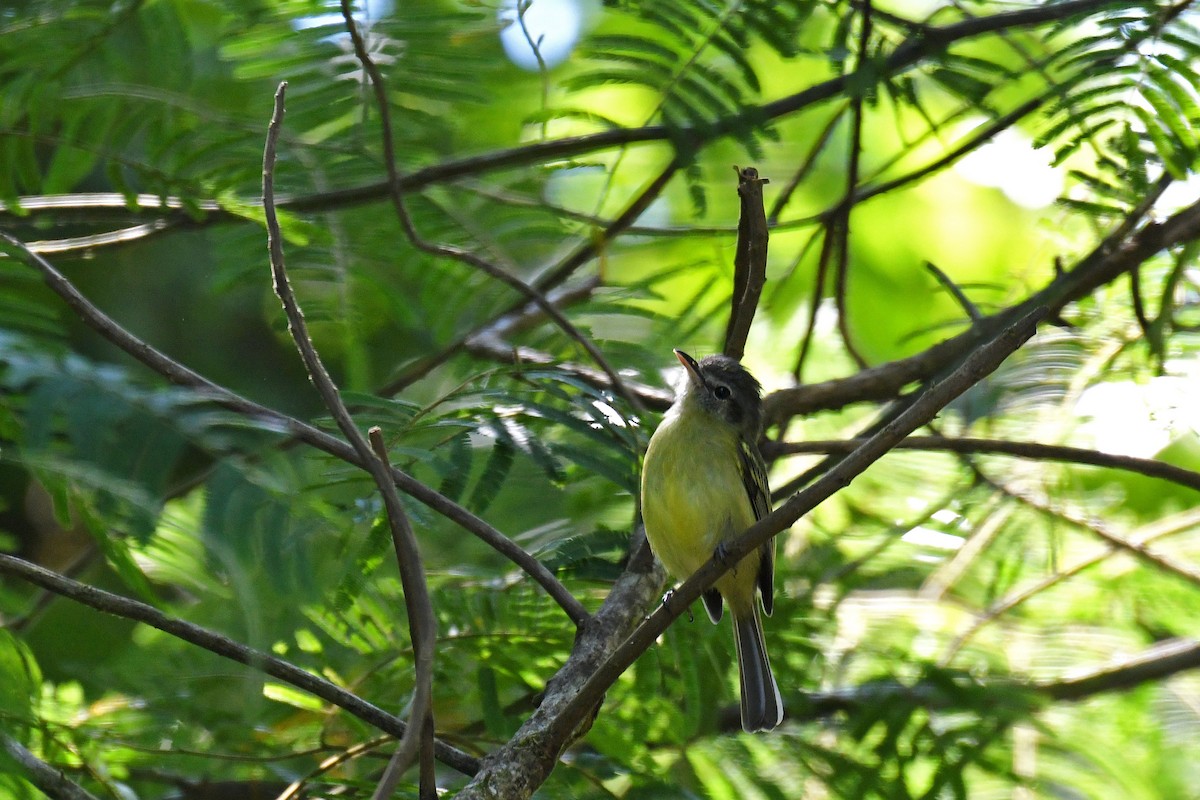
xmin=738 ymin=439 xmax=775 ymax=616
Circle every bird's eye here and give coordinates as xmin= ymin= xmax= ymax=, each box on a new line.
xmin=713 ymin=384 xmax=731 ymax=400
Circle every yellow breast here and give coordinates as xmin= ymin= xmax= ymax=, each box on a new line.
xmin=641 ymin=404 xmax=757 ymax=585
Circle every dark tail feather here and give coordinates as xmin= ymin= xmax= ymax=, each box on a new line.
xmin=732 ymin=608 xmax=784 ymax=732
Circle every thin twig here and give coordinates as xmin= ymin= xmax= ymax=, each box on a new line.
xmin=379 ymin=157 xmax=683 ymax=398
xmin=982 ymin=468 xmax=1200 ymax=592
xmin=276 ymin=736 xmax=393 ymax=800
xmin=943 ymin=505 xmax=1200 ymax=662
xmin=2 ymin=734 xmax=102 ymax=800
xmin=766 ymin=435 xmax=1200 ymax=494
xmin=832 ymin=0 xmax=873 ymax=370
xmin=0 ymin=553 xmax=481 ymax=776
xmin=0 ymin=231 xmax=588 ymax=626
xmin=337 ymin=0 xmax=641 ymax=417
xmin=262 ymin=83 xmax=437 ymax=800
xmin=767 ymin=104 xmax=847 ymax=226
xmin=793 ymin=226 xmax=834 ymax=381
xmin=926 ymin=261 xmax=982 ymax=321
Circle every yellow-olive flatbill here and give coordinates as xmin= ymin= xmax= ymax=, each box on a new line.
xmin=641 ymin=349 xmax=783 ymax=732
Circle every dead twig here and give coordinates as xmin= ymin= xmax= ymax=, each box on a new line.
xmin=261 ymin=83 xmax=437 ymax=800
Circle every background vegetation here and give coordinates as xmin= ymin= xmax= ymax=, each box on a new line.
xmin=2 ymin=0 xmax=1200 ymax=797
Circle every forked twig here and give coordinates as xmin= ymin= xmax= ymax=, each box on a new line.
xmin=0 ymin=553 xmax=480 ymax=776
xmin=0 ymin=233 xmax=589 ymax=626
xmin=337 ymin=0 xmax=641 ymax=416
xmin=263 ymin=83 xmax=437 ymax=799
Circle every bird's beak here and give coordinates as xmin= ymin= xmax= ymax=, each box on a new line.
xmin=673 ymin=349 xmax=705 ymax=389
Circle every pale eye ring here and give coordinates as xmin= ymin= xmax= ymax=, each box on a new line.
xmin=713 ymin=384 xmax=731 ymax=400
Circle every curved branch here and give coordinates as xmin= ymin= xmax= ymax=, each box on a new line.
xmin=767 ymin=435 xmax=1200 ymax=494
xmin=2 ymin=734 xmax=102 ymax=800
xmin=262 ymin=83 xmax=439 ymax=798
xmin=0 ymin=554 xmax=481 ymax=776
xmin=0 ymin=230 xmax=590 ymax=626
xmin=765 ymin=196 xmax=1200 ymax=426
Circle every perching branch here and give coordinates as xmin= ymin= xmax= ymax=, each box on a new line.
xmin=452 ymin=308 xmax=1043 ymax=800
xmin=552 ymin=308 xmax=1043 ymax=739
xmin=262 ymin=82 xmax=437 ymax=799
xmin=0 ymin=554 xmax=480 ymax=777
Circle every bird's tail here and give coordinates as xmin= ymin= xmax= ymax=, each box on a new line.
xmin=732 ymin=607 xmax=784 ymax=732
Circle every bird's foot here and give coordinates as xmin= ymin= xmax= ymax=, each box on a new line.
xmin=658 ymin=589 xmax=693 ymax=622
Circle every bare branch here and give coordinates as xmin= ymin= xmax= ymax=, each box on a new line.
xmin=0 ymin=225 xmax=588 ymax=628
xmin=723 ymin=166 xmax=770 ymax=360
xmin=0 ymin=554 xmax=481 ymax=776
xmin=925 ymin=261 xmax=982 ymax=322
xmin=550 ymin=308 xmax=1043 ymax=741
xmin=379 ymin=157 xmax=683 ymax=397
xmin=766 ymin=435 xmax=1200 ymax=494
xmin=337 ymin=0 xmax=641 ymax=417
xmin=262 ymin=84 xmax=438 ymax=799
xmin=831 ymin=0 xmax=873 ymax=370
xmin=1041 ymin=637 xmax=1200 ymax=701
xmin=2 ymin=734 xmax=102 ymax=800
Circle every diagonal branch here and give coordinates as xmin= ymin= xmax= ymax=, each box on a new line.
xmin=452 ymin=307 xmax=1043 ymax=800
xmin=0 ymin=231 xmax=589 ymax=627
xmin=2 ymin=733 xmax=102 ymax=800
xmin=0 ymin=554 xmax=480 ymax=776
xmin=548 ymin=308 xmax=1043 ymax=742
xmin=766 ymin=435 xmax=1200 ymax=494
xmin=262 ymin=82 xmax=437 ymax=799
xmin=337 ymin=0 xmax=641 ymax=416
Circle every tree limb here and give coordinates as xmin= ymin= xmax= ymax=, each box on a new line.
xmin=0 ymin=229 xmax=590 ymax=628
xmin=453 ymin=308 xmax=1043 ymax=799
xmin=0 ymin=554 xmax=481 ymax=776
xmin=2 ymin=734 xmax=103 ymax=800
xmin=765 ymin=435 xmax=1200 ymax=494
xmin=262 ymin=82 xmax=438 ymax=798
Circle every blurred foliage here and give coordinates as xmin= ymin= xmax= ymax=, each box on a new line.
xmin=2 ymin=0 xmax=1200 ymax=798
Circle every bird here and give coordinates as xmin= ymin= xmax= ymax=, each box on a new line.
xmin=640 ymin=348 xmax=783 ymax=732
